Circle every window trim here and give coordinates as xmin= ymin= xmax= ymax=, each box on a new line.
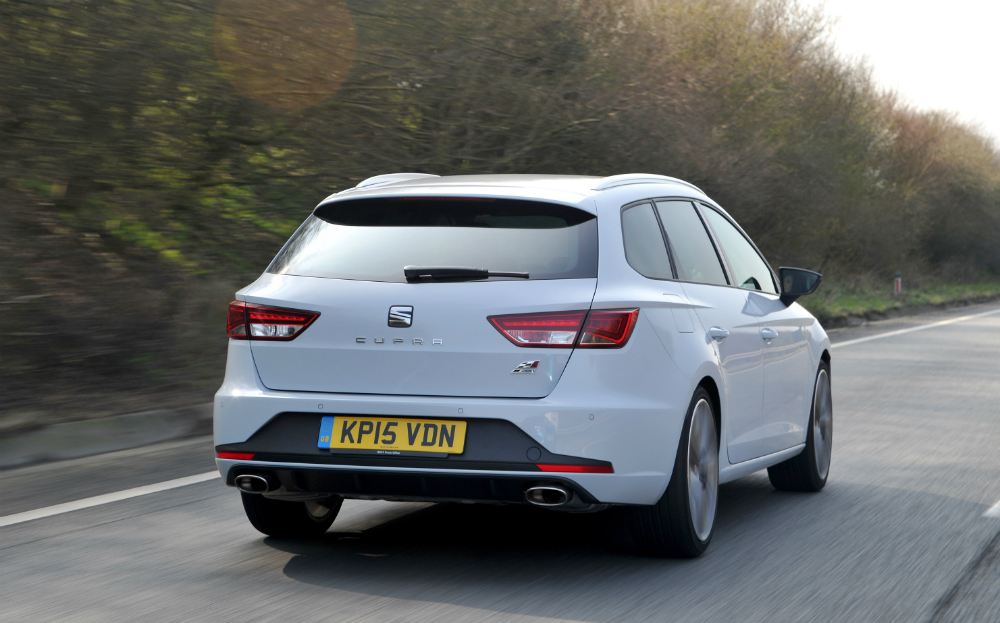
xmin=694 ymin=202 xmax=779 ymax=296
xmin=651 ymin=200 xmax=680 ymax=280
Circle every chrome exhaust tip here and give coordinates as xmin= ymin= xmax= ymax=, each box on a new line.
xmin=525 ymin=485 xmax=572 ymax=507
xmin=234 ymin=474 xmax=274 ymax=494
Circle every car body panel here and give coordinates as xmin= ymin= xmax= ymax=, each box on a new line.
xmin=681 ymin=282 xmax=765 ymax=464
xmin=750 ymin=294 xmax=817 ymax=454
xmin=244 ymin=274 xmax=597 ymax=398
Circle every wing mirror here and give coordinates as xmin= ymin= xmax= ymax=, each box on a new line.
xmin=778 ymin=267 xmax=822 ymax=306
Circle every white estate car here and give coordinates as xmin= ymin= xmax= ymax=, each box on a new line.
xmin=215 ymin=173 xmax=831 ymax=557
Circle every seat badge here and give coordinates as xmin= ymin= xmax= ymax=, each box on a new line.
xmin=388 ymin=306 xmax=413 ymax=327
xmin=511 ymin=361 xmax=539 ymax=374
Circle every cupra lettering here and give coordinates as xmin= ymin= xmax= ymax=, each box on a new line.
xmin=355 ymin=337 xmax=443 ymax=345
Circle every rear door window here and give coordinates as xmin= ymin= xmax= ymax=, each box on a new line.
xmin=621 ymin=202 xmax=673 ymax=280
xmin=701 ymin=207 xmax=777 ymax=294
xmin=268 ymin=197 xmax=598 ymax=283
xmin=654 ymin=201 xmax=728 ymax=286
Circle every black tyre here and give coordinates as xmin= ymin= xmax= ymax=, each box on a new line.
xmin=629 ymin=387 xmax=719 ymax=558
xmin=767 ymin=360 xmax=833 ymax=492
xmin=241 ymin=493 xmax=343 ymax=538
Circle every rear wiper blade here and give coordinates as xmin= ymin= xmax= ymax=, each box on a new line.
xmin=404 ymin=265 xmax=529 ymax=282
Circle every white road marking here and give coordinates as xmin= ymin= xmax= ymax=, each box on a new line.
xmin=985 ymin=500 xmax=1000 ymax=519
xmin=831 ymin=308 xmax=1000 ymax=349
xmin=0 ymin=471 xmax=219 ymax=527
xmin=828 ymin=306 xmax=1000 ymax=520
xmin=5 ymin=435 xmax=213 ymax=477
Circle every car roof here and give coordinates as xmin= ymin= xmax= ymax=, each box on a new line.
xmin=318 ymin=173 xmax=708 ymax=211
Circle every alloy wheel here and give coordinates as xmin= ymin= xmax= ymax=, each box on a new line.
xmin=687 ymin=398 xmax=719 ymax=541
xmin=813 ymin=369 xmax=833 ymax=480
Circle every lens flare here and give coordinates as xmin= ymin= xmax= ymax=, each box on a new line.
xmin=214 ymin=0 xmax=356 ymax=111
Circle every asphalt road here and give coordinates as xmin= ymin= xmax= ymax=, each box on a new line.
xmin=3 ymin=304 xmax=999 ymax=623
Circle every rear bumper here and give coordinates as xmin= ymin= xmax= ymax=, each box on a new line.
xmin=216 ymin=412 xmax=613 ymax=472
xmin=219 ymin=462 xmax=605 ymax=507
xmin=215 ymin=318 xmax=693 ymax=505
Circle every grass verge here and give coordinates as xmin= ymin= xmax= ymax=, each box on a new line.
xmin=800 ymin=280 xmax=1000 ymax=327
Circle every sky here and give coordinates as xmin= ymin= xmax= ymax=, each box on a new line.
xmin=798 ymin=0 xmax=1000 ymax=143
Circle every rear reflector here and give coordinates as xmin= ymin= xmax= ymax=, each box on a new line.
xmin=488 ymin=311 xmax=587 ymax=348
xmin=488 ymin=309 xmax=639 ymax=348
xmin=217 ymin=452 xmax=256 ymax=460
xmin=227 ymin=301 xmax=319 ymax=341
xmin=535 ymin=463 xmax=614 ymax=474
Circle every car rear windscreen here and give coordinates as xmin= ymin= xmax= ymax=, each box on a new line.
xmin=266 ymin=197 xmax=598 ymax=283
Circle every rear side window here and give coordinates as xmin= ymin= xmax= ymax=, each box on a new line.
xmin=655 ymin=201 xmax=728 ymax=286
xmin=621 ymin=202 xmax=672 ymax=279
xmin=267 ymin=198 xmax=598 ymax=283
xmin=702 ymin=208 xmax=777 ymax=294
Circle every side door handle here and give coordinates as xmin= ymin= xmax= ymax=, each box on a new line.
xmin=709 ymin=327 xmax=730 ymax=341
xmin=760 ymin=328 xmax=778 ymax=343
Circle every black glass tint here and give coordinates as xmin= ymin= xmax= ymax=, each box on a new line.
xmin=621 ymin=202 xmax=672 ymax=280
xmin=655 ymin=201 xmax=727 ymax=286
xmin=314 ymin=197 xmax=594 ymax=228
xmin=268 ymin=199 xmax=598 ymax=283
xmin=702 ymin=208 xmax=777 ymax=294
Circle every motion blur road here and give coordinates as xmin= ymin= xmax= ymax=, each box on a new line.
xmin=3 ymin=304 xmax=999 ymax=623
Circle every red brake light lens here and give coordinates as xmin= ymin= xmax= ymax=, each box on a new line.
xmin=488 ymin=309 xmax=638 ymax=348
xmin=227 ymin=301 xmax=248 ymax=339
xmin=535 ymin=463 xmax=614 ymax=474
xmin=578 ymin=309 xmax=639 ymax=348
xmin=488 ymin=311 xmax=588 ymax=348
xmin=247 ymin=305 xmax=319 ymax=340
xmin=226 ymin=301 xmax=319 ymax=341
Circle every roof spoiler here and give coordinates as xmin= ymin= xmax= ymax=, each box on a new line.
xmin=355 ymin=173 xmax=440 ymax=189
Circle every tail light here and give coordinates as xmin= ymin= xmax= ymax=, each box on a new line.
xmin=488 ymin=309 xmax=639 ymax=348
xmin=578 ymin=309 xmax=639 ymax=348
xmin=488 ymin=311 xmax=588 ymax=348
xmin=226 ymin=301 xmax=319 ymax=341
xmin=227 ymin=302 xmax=248 ymax=338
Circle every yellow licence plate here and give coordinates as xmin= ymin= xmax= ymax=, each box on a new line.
xmin=318 ymin=416 xmax=467 ymax=454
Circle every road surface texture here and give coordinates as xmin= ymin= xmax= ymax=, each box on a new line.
xmin=3 ymin=304 xmax=999 ymax=622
